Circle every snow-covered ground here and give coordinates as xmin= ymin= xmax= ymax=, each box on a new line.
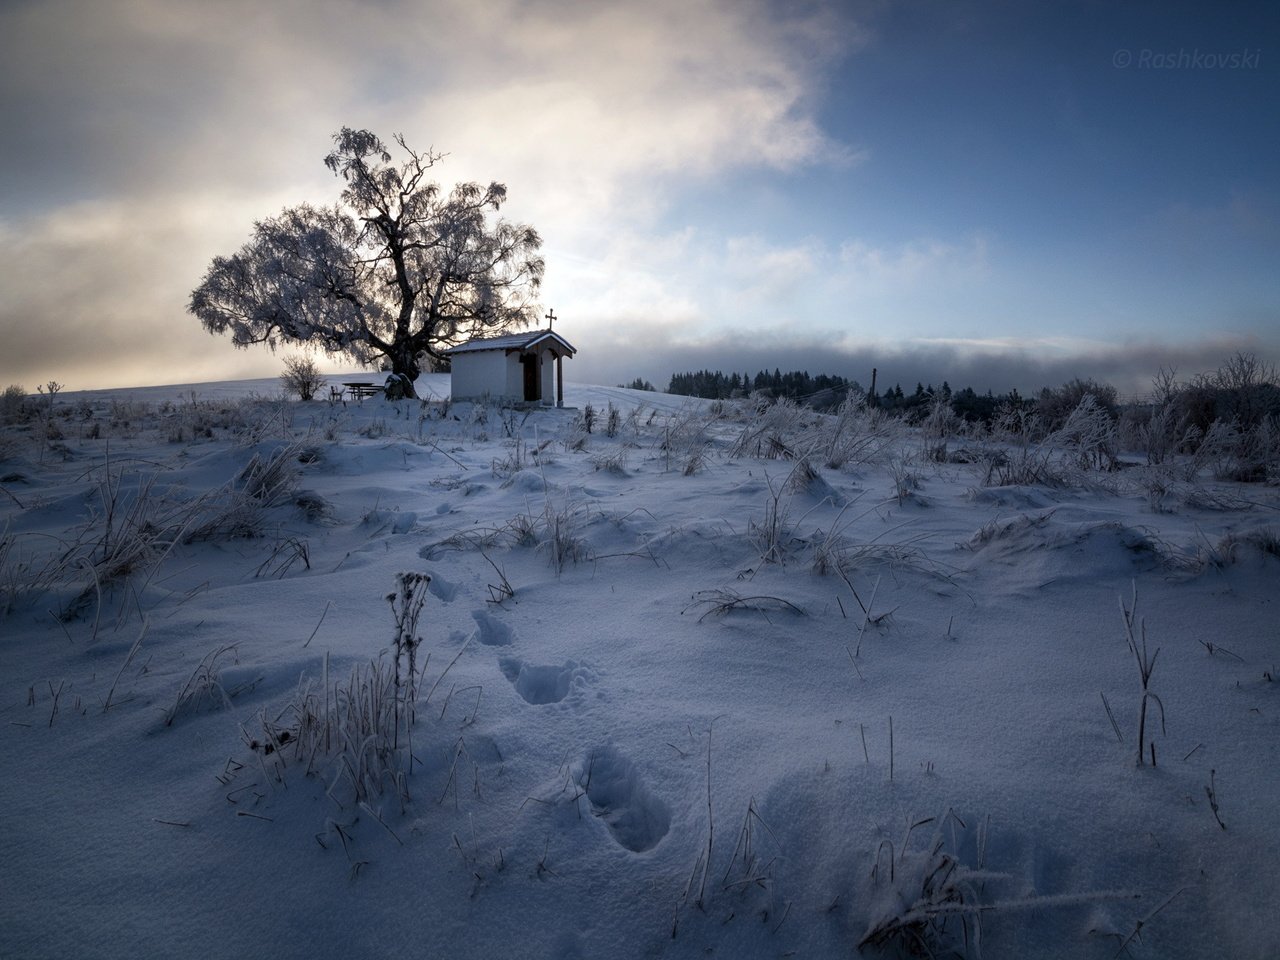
xmin=2 ymin=375 xmax=1277 ymax=959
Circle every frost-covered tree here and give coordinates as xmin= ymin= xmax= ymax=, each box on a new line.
xmin=279 ymin=355 xmax=325 ymax=401
xmin=189 ymin=128 xmax=544 ymax=399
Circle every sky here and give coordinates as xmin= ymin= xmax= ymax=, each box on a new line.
xmin=1 ymin=0 xmax=1277 ymax=396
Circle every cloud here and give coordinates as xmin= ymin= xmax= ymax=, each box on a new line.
xmin=404 ymin=0 xmax=862 ymax=245
xmin=0 ymin=179 xmax=351 ymax=387
xmin=838 ymin=235 xmax=991 ymax=289
xmin=551 ymin=226 xmax=1001 ymax=359
xmin=0 ymin=0 xmax=861 ymax=390
xmin=2 ymin=0 xmax=857 ymax=214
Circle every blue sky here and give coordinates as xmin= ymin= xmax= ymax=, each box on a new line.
xmin=1 ymin=0 xmax=1276 ymax=394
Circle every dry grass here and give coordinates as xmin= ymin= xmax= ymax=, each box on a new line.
xmin=1119 ymin=584 xmax=1165 ymax=767
xmin=682 ymin=588 xmax=805 ymax=623
xmin=858 ymin=810 xmax=990 ymax=956
xmin=164 ymin=644 xmax=238 ymax=726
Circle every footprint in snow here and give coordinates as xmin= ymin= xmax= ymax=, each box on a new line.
xmin=581 ymin=746 xmax=670 ymax=853
xmin=499 ymin=657 xmax=590 ymax=704
xmin=424 ymin=572 xmax=458 ymax=602
xmin=470 ymin=609 xmax=513 ymax=646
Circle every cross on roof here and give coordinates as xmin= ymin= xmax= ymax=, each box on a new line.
xmin=545 ymin=308 xmax=556 ymax=329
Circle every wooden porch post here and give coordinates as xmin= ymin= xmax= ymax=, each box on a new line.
xmin=556 ymin=355 xmax=564 ymax=407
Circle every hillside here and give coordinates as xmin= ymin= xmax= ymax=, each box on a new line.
xmin=2 ymin=376 xmax=1278 ymax=959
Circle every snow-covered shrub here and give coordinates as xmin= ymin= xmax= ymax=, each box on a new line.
xmin=1053 ymin=394 xmax=1119 ymax=472
xmin=979 ymin=407 xmax=1062 ymax=487
xmin=464 ymin=401 xmax=493 ymax=441
xmin=1 ymin=384 xmax=31 ymax=422
xmin=239 ymin=442 xmax=302 ymax=504
xmin=1135 ymin=466 xmax=1176 ymax=513
xmin=562 ymin=420 xmax=589 ymax=452
xmin=1123 ymin=397 xmax=1193 ymax=467
xmin=682 ymin=446 xmax=708 ymax=475
xmin=232 ymin=394 xmax=295 ymax=443
xmin=1245 ymin=417 xmax=1280 ymax=482
xmin=280 ymin=355 xmax=326 ymax=401
xmin=1035 ymin=377 xmax=1119 ymax=432
xmin=359 ymin=417 xmax=388 ymax=439
xmin=887 ymin=455 xmax=923 ymax=505
xmin=976 ymin=395 xmax=1120 ymax=486
xmin=1178 ymin=351 xmax=1280 ymax=435
xmin=183 ymin=444 xmax=303 ymax=542
xmin=1186 ymin=417 xmax=1280 ymax=483
xmin=1216 ymin=417 xmax=1280 ymax=483
xmin=920 ymin=395 xmax=959 ymax=463
xmin=491 ymin=434 xmax=528 ymax=478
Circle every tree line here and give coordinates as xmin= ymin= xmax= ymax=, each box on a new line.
xmin=667 ymin=369 xmax=858 ymax=401
xmin=661 ymin=355 xmax=1280 ymax=437
xmin=662 ymin=368 xmax=1127 ymax=428
xmin=664 ymin=367 xmax=1028 ymax=422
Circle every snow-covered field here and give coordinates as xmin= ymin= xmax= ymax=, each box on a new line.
xmin=2 ymin=375 xmax=1277 ymax=959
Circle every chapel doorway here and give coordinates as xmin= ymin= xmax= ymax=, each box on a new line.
xmin=522 ymin=354 xmax=540 ymax=402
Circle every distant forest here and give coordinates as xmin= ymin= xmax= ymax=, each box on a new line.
xmin=665 ymin=368 xmax=1029 ymax=423
xmin=668 ymin=369 xmax=854 ymax=402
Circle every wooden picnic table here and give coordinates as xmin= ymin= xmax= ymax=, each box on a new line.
xmin=341 ymin=381 xmax=382 ymax=400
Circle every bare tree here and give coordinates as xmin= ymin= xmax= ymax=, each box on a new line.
xmin=189 ymin=128 xmax=544 ymax=398
xmin=279 ymin=355 xmax=326 ymax=401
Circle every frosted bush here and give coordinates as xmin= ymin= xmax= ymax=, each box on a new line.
xmin=1 ymin=384 xmax=31 ymax=422
xmin=280 ymin=355 xmax=326 ymax=401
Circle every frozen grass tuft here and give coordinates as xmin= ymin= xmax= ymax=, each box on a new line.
xmin=823 ymin=399 xmax=901 ymax=469
xmin=1199 ymin=526 xmax=1280 ymax=567
xmin=857 ymin=810 xmax=1136 ymax=956
xmin=1119 ymin=584 xmax=1165 ymax=767
xmin=164 ymin=644 xmax=238 ymax=726
xmin=682 ymin=588 xmax=805 ymax=623
xmin=655 ymin=403 xmax=718 ymax=473
xmin=249 ymin=572 xmax=435 ymax=824
xmin=858 ymin=810 xmax=993 ymax=955
xmin=728 ymin=397 xmax=809 ymax=461
xmin=748 ymin=474 xmax=795 ymax=565
xmin=0 ymin=464 xmax=226 ymax=628
xmin=538 ymin=496 xmax=591 ymax=575
xmin=256 ymin=655 xmax=409 ymax=813
xmin=590 ymin=447 xmax=629 ymax=475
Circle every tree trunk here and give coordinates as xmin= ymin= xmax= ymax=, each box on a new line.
xmin=386 ymin=346 xmax=420 ymax=399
